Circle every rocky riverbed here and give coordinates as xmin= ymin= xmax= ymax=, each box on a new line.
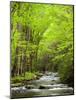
xmin=11 ymin=72 xmax=74 ymax=98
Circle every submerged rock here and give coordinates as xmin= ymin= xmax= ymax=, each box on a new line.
xmin=26 ymin=85 xmax=35 ymax=89
xmin=39 ymin=85 xmax=47 ymax=89
xmin=39 ymin=85 xmax=53 ymax=89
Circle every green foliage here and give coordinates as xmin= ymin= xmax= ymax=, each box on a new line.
xmin=11 ymin=72 xmax=37 ymax=83
xmin=11 ymin=2 xmax=74 ymax=86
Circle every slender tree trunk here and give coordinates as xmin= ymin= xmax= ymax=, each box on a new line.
xmin=17 ymin=55 xmax=20 ymax=76
xmin=20 ymin=54 xmax=23 ymax=75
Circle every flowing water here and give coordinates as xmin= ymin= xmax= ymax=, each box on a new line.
xmin=11 ymin=72 xmax=74 ymax=98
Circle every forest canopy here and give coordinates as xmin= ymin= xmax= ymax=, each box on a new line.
xmin=11 ymin=2 xmax=74 ymax=87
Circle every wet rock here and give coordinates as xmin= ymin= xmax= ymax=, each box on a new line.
xmin=38 ymin=84 xmax=68 ymax=89
xmin=39 ymin=85 xmax=52 ymax=89
xmin=39 ymin=85 xmax=46 ymax=89
xmin=26 ymin=85 xmax=35 ymax=89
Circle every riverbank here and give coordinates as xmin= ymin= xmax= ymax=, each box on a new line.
xmin=11 ymin=71 xmax=43 ymax=85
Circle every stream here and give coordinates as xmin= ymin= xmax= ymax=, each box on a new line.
xmin=11 ymin=72 xmax=74 ymax=98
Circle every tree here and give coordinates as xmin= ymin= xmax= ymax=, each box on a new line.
xmin=11 ymin=2 xmax=74 ymax=87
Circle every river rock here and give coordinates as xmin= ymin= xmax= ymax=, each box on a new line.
xmin=39 ymin=85 xmax=52 ymax=89
xmin=26 ymin=85 xmax=35 ymax=89
xmin=11 ymin=83 xmax=22 ymax=87
xmin=39 ymin=85 xmax=47 ymax=89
